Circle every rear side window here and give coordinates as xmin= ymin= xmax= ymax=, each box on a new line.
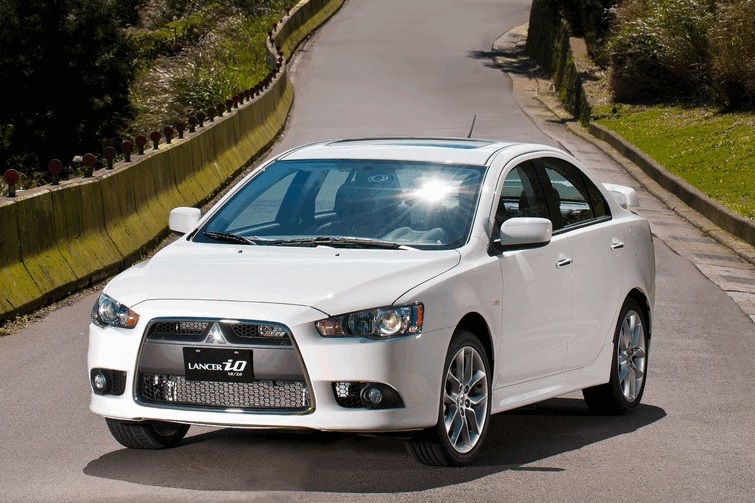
xmin=540 ymin=158 xmax=610 ymax=231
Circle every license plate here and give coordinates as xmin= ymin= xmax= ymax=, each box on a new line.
xmin=183 ymin=347 xmax=253 ymax=383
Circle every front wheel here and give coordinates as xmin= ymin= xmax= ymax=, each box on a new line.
xmin=106 ymin=418 xmax=189 ymax=449
xmin=406 ymin=330 xmax=491 ymax=466
xmin=583 ymin=297 xmax=648 ymax=415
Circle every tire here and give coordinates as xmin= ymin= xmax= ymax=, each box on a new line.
xmin=106 ymin=418 xmax=189 ymax=449
xmin=583 ymin=297 xmax=648 ymax=415
xmin=406 ymin=330 xmax=491 ymax=466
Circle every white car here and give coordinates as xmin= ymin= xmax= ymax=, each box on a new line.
xmin=88 ymin=138 xmax=655 ymax=466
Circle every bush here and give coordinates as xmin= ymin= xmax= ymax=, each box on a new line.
xmin=124 ymin=1 xmax=294 ymax=137
xmin=710 ymin=0 xmax=755 ymax=108
xmin=608 ymin=0 xmax=714 ymax=102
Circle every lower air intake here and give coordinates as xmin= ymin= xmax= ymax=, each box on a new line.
xmin=139 ymin=374 xmax=310 ymax=411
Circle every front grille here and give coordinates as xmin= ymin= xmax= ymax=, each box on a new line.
xmin=138 ymin=374 xmax=310 ymax=411
xmin=146 ymin=319 xmax=291 ymax=346
xmin=230 ymin=323 xmax=288 ymax=339
xmin=150 ymin=320 xmax=207 ymax=336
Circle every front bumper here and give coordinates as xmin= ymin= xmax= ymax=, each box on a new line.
xmin=88 ymin=299 xmax=451 ymax=432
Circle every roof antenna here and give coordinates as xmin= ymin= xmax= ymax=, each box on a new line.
xmin=466 ymin=114 xmax=477 ymax=139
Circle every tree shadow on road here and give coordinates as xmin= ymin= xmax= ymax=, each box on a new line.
xmin=83 ymin=398 xmax=666 ymax=493
xmin=467 ymin=48 xmax=535 ymax=76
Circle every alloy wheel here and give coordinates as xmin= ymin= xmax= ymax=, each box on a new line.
xmin=442 ymin=346 xmax=489 ymax=454
xmin=617 ymin=309 xmax=647 ymax=402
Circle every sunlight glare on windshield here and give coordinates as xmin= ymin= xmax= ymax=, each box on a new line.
xmin=414 ymin=179 xmax=453 ymax=203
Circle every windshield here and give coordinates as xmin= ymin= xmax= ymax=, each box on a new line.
xmin=194 ymin=159 xmax=485 ymax=250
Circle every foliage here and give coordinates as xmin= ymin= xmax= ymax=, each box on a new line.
xmin=603 ymin=0 xmax=755 ymax=108
xmin=128 ymin=13 xmax=208 ymax=62
xmin=125 ymin=0 xmax=295 ymax=137
xmin=0 ymin=0 xmax=136 ymax=178
xmin=607 ymin=0 xmax=714 ymax=102
xmin=710 ymin=0 xmax=755 ymax=108
xmin=0 ymin=0 xmax=295 ymax=182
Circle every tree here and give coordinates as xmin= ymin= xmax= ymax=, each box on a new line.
xmin=0 ymin=0 xmax=136 ymax=173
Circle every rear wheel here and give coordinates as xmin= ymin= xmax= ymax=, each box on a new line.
xmin=583 ymin=298 xmax=648 ymax=415
xmin=406 ymin=330 xmax=491 ymax=466
xmin=106 ymin=418 xmax=189 ymax=449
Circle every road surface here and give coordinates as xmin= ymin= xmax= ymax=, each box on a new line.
xmin=1 ymin=0 xmax=754 ymax=501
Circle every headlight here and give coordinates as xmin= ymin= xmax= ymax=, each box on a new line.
xmin=91 ymin=293 xmax=140 ymax=329
xmin=316 ymin=303 xmax=423 ymax=338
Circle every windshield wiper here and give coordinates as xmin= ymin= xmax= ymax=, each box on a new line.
xmin=271 ymin=236 xmax=416 ymax=250
xmin=203 ymin=233 xmax=415 ymax=249
xmin=203 ymin=231 xmax=259 ymax=245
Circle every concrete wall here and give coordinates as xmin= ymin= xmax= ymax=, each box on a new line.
xmin=0 ymin=0 xmax=345 ymax=321
xmin=526 ymin=0 xmax=591 ymax=126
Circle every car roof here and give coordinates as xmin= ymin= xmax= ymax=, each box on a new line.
xmin=277 ymin=138 xmax=562 ymax=166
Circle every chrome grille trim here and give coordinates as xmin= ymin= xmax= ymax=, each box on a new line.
xmin=138 ymin=374 xmax=310 ymax=411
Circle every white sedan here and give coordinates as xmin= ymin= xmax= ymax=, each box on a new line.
xmin=88 ymin=138 xmax=655 ymax=466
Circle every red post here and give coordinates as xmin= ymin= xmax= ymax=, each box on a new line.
xmin=3 ymin=169 xmax=20 ymax=197
xmin=48 ymin=159 xmax=63 ymax=185
xmin=102 ymin=146 xmax=116 ymax=169
xmin=82 ymin=153 xmax=97 ymax=178
xmin=121 ymin=140 xmax=133 ymax=162
xmin=135 ymin=135 xmax=147 ymax=155
xmin=149 ymin=130 xmax=161 ymax=150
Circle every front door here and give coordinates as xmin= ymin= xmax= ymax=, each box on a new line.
xmin=495 ymin=162 xmax=573 ymax=386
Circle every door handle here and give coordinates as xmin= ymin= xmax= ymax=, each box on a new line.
xmin=556 ymin=258 xmax=573 ymax=268
xmin=610 ymin=240 xmax=625 ymax=250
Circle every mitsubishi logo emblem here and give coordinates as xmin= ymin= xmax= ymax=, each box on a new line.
xmin=204 ymin=323 xmax=227 ymax=344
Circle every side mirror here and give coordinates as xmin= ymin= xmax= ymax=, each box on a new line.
xmin=602 ymin=183 xmax=639 ymax=209
xmin=169 ymin=207 xmax=201 ymax=234
xmin=498 ymin=217 xmax=552 ymax=249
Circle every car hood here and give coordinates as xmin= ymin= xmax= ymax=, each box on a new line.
xmin=106 ymin=241 xmax=461 ymax=316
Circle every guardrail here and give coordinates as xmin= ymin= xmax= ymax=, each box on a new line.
xmin=0 ymin=0 xmax=345 ymax=321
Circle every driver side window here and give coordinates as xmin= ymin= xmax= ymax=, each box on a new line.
xmin=495 ymin=162 xmax=548 ymax=231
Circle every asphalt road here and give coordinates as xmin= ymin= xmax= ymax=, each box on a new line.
xmin=2 ymin=0 xmax=754 ymax=501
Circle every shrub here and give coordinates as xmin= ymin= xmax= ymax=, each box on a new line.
xmin=608 ymin=0 xmax=715 ymax=102
xmin=125 ymin=0 xmax=295 ymax=137
xmin=710 ymin=0 xmax=755 ymax=108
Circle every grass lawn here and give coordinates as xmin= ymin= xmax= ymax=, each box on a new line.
xmin=593 ymin=105 xmax=755 ymax=220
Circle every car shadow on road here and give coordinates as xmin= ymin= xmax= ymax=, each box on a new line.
xmin=83 ymin=398 xmax=665 ymax=493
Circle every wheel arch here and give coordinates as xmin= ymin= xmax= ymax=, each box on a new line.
xmin=456 ymin=312 xmax=494 ymax=373
xmin=626 ymin=288 xmax=652 ymax=340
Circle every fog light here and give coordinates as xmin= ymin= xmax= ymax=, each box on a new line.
xmin=92 ymin=371 xmax=108 ymax=392
xmin=90 ymin=368 xmax=127 ymax=396
xmin=363 ymin=386 xmax=383 ymax=406
xmin=333 ymin=382 xmax=405 ymax=409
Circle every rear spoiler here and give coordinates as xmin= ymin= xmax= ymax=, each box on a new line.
xmin=602 ymin=183 xmax=639 ymax=209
